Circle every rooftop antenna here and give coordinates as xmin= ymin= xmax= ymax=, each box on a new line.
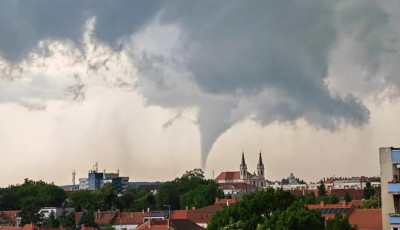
xmin=72 ymin=170 xmax=76 ymax=185
xmin=95 ymin=162 xmax=98 ymax=172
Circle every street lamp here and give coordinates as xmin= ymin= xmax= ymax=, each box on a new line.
xmin=163 ymin=205 xmax=171 ymax=229
xmin=163 ymin=205 xmax=170 ymax=219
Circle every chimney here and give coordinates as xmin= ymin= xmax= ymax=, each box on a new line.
xmin=142 ymin=209 xmax=145 ymax=214
xmin=342 ymin=200 xmax=347 ymax=207
xmin=215 ymin=197 xmax=219 ymax=204
xmin=192 ymin=207 xmax=195 ymax=210
xmin=320 ymin=201 xmax=325 ymax=208
xmin=227 ymin=200 xmax=230 ymax=206
xmin=185 ymin=206 xmax=188 ymax=211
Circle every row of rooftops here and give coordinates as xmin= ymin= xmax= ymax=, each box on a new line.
xmin=0 ymin=196 xmax=381 ymax=230
xmin=307 ymin=200 xmax=382 ymax=230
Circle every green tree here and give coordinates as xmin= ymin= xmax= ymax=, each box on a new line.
xmin=304 ymin=192 xmax=317 ymax=204
xmin=343 ymin=192 xmax=352 ymax=203
xmin=156 ymin=169 xmax=223 ymax=210
xmin=0 ymin=186 xmax=20 ymax=210
xmin=85 ymin=209 xmax=98 ymax=229
xmin=318 ymin=180 xmax=327 ymax=197
xmin=67 ymin=190 xmax=102 ymax=211
xmin=325 ymin=213 xmax=358 ymax=230
xmin=363 ymin=182 xmax=375 ymax=200
xmin=9 ymin=179 xmax=66 ymax=226
xmin=361 ymin=194 xmax=381 ymax=209
xmin=207 ymin=188 xmax=296 ymax=230
xmin=259 ymin=201 xmax=325 ymax=230
xmin=20 ymin=204 xmax=44 ymax=226
xmin=99 ymin=183 xmax=118 ymax=210
xmin=131 ymin=193 xmax=157 ymax=212
xmin=319 ymin=194 xmax=339 ymax=204
xmin=220 ymin=218 xmax=246 ymax=230
xmin=45 ymin=211 xmax=59 ymax=228
xmin=59 ymin=212 xmax=75 ymax=228
xmin=180 ymin=182 xmax=222 ymax=208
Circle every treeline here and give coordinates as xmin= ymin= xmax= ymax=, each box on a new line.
xmin=0 ymin=169 xmax=223 ymax=227
xmin=0 ymin=179 xmax=69 ymax=227
xmin=207 ymin=188 xmax=358 ymax=230
xmin=67 ymin=169 xmax=223 ymax=212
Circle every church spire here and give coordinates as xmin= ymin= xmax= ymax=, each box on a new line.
xmin=258 ymin=150 xmax=263 ymax=166
xmin=240 ymin=151 xmax=248 ymax=180
xmin=257 ymin=150 xmax=265 ymax=179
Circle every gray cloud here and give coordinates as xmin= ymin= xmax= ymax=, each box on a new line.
xmin=1 ymin=0 xmax=389 ymax=168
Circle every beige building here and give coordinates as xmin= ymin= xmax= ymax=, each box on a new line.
xmin=380 ymin=147 xmax=400 ymax=230
xmin=215 ymin=152 xmax=267 ymax=188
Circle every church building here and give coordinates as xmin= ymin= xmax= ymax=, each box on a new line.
xmin=215 ymin=151 xmax=267 ymax=188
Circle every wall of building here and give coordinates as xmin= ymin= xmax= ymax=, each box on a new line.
xmin=380 ymin=147 xmax=395 ymax=230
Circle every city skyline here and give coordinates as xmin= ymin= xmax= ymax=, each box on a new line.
xmin=1 ymin=1 xmax=400 ymax=187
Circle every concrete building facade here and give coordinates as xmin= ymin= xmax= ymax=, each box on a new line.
xmin=380 ymin=147 xmax=400 ymax=230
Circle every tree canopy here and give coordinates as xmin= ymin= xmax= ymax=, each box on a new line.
xmin=363 ymin=182 xmax=375 ymax=200
xmin=156 ymin=169 xmax=223 ymax=210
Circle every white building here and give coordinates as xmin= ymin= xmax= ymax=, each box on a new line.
xmin=216 ymin=151 xmax=267 ymax=189
xmin=39 ymin=207 xmax=75 ymax=219
xmin=79 ymin=178 xmax=89 ymax=190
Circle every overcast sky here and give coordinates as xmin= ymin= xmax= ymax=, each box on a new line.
xmin=1 ymin=0 xmax=400 ymax=186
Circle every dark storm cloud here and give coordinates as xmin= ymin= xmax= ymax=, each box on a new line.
xmin=0 ymin=0 xmax=380 ymax=167
xmin=0 ymin=0 xmax=161 ymax=60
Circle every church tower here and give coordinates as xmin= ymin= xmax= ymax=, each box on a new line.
xmin=240 ymin=152 xmax=248 ymax=180
xmin=257 ymin=151 xmax=265 ymax=179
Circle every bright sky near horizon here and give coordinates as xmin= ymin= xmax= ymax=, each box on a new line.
xmin=1 ymin=1 xmax=400 ymax=186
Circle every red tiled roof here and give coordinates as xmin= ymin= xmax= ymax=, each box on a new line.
xmin=111 ymin=212 xmax=144 ymax=225
xmin=187 ymin=204 xmax=224 ymax=224
xmin=75 ymin=211 xmax=119 ymax=227
xmin=349 ymin=209 xmax=382 ymax=230
xmin=135 ymin=220 xmax=168 ymax=230
xmin=329 ymin=189 xmax=365 ymax=200
xmin=171 ymin=210 xmax=187 ymax=220
xmin=189 ymin=204 xmax=223 ymax=213
xmin=324 ymin=178 xmax=337 ymax=184
xmin=0 ymin=227 xmax=22 ymax=230
xmin=307 ymin=201 xmax=353 ymax=209
xmin=81 ymin=226 xmax=97 ymax=230
xmin=350 ymin=200 xmax=364 ymax=208
xmin=136 ymin=219 xmax=204 ymax=230
xmin=214 ymin=198 xmax=241 ymax=205
xmin=0 ymin=211 xmax=21 ymax=225
xmin=289 ymin=190 xmax=311 ymax=196
xmin=93 ymin=211 xmax=117 ymax=226
xmin=215 ymin=171 xmax=253 ymax=181
xmin=215 ymin=172 xmax=240 ymax=181
xmin=20 ymin=224 xmax=40 ymax=230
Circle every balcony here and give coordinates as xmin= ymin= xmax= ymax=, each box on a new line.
xmin=390 ymin=214 xmax=400 ymax=224
xmin=389 ymin=183 xmax=400 ymax=194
